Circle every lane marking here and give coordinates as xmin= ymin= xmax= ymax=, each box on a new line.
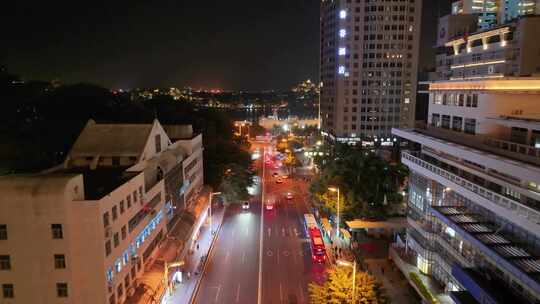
xmin=231 ymin=229 xmax=235 ymax=238
xmin=224 ymin=251 xmax=230 ymax=263
xmin=280 ymin=283 xmax=283 ymax=304
xmin=258 ymin=146 xmax=265 ymax=304
xmin=267 ymin=227 xmax=271 ymax=237
xmin=215 ymin=285 xmax=222 ymax=304
xmin=282 ymin=228 xmax=285 ymax=237
xmin=245 ymin=227 xmax=249 ymax=236
xmin=236 ymin=284 xmax=241 ymax=302
xmin=242 ymin=251 xmax=246 ymax=264
xmin=277 ymin=249 xmax=280 ymax=265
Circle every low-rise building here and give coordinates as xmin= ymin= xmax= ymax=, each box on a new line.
xmin=0 ymin=119 xmax=204 ymax=304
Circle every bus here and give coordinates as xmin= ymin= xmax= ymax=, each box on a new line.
xmin=303 ymin=214 xmax=327 ymax=263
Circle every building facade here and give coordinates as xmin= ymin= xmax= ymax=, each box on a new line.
xmin=320 ymin=0 xmax=422 ymax=144
xmin=452 ymin=0 xmax=540 ymax=30
xmin=0 ymin=119 xmax=204 ymax=304
xmin=435 ymin=15 xmax=540 ymax=81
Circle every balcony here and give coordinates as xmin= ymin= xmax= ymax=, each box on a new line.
xmin=411 ymin=123 xmax=540 ymax=168
xmin=431 ymin=206 xmax=540 ymax=297
xmin=452 ymin=265 xmax=531 ymax=304
xmin=401 ymin=151 xmax=540 ymax=234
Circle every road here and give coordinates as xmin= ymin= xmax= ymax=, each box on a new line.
xmin=194 ymin=141 xmax=326 ymax=304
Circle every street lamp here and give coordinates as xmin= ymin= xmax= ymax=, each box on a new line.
xmin=209 ymin=192 xmax=222 ymax=234
xmin=164 ymin=260 xmax=185 ymax=296
xmin=337 ymin=259 xmax=357 ymax=304
xmin=328 ymin=187 xmax=340 ymax=238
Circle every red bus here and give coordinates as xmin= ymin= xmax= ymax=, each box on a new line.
xmin=304 ymin=214 xmax=327 ymax=263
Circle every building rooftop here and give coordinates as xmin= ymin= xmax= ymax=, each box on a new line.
xmin=69 ymin=119 xmax=153 ymax=158
xmin=61 ymin=167 xmax=140 ymax=200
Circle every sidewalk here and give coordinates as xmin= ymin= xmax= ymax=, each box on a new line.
xmin=124 ymin=187 xmax=226 ymax=304
xmin=162 ymin=204 xmax=225 ymax=303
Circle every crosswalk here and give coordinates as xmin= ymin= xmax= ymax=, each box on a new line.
xmin=266 ymin=226 xmax=304 ymax=238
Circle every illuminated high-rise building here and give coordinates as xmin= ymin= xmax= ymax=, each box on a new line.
xmin=319 ymin=0 xmax=422 ymax=145
xmin=451 ymin=0 xmax=540 ymax=29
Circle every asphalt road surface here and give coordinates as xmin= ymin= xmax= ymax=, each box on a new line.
xmin=194 ymin=142 xmax=326 ymax=304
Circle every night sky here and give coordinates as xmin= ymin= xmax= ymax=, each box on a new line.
xmin=2 ymin=0 xmax=451 ymax=91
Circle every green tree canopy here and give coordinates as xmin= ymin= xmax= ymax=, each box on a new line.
xmin=310 ymin=144 xmax=408 ymax=220
xmin=309 ymin=266 xmax=387 ymax=304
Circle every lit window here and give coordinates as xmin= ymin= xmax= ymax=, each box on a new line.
xmin=339 ymin=10 xmax=347 ymax=19
xmin=338 ymin=48 xmax=346 ymax=56
xmin=339 ymin=29 xmax=346 ymax=38
xmin=404 ymin=98 xmax=410 ymax=104
xmin=338 ymin=66 xmax=346 ymax=74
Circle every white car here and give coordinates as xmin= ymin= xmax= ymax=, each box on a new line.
xmin=242 ymin=202 xmax=250 ymax=210
xmin=286 ymin=192 xmax=293 ymax=200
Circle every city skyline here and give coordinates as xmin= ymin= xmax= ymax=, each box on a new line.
xmin=2 ymin=0 xmax=451 ymax=91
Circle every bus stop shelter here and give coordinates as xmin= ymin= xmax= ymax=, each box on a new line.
xmin=345 ymin=217 xmax=407 ymax=239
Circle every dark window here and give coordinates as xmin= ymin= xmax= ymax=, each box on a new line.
xmin=112 ymin=206 xmax=118 ymax=221
xmin=2 ymin=284 xmax=14 ymax=298
xmin=0 ymin=255 xmax=11 ymax=270
xmin=112 ymin=157 xmax=120 ymax=166
xmin=452 ymin=116 xmax=463 ymax=132
xmin=103 ymin=212 xmax=110 ymax=228
xmin=105 ymin=240 xmax=112 ymax=256
xmin=0 ymin=225 xmax=6 ymax=240
xmin=133 ymin=191 xmax=138 ymax=203
xmin=121 ymin=226 xmax=127 ymax=240
xmin=465 ymin=118 xmax=477 ymax=135
xmin=54 ymin=254 xmax=66 ymax=269
xmin=51 ymin=224 xmax=63 ymax=239
xmin=441 ymin=115 xmax=451 ymax=129
xmin=117 ymin=284 xmax=123 ymax=297
xmin=119 ymin=201 xmax=125 ymax=214
xmin=127 ymin=195 xmax=132 ymax=209
xmin=124 ymin=274 xmax=130 ymax=290
xmin=155 ymin=134 xmax=162 ymax=153
xmin=114 ymin=233 xmax=119 ymax=248
xmin=56 ymin=283 xmax=68 ymax=297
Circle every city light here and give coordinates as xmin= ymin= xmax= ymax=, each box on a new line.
xmin=339 ymin=10 xmax=347 ymax=19
xmin=338 ymin=66 xmax=345 ymax=74
xmin=339 ymin=29 xmax=346 ymax=38
xmin=338 ymin=47 xmax=346 ymax=56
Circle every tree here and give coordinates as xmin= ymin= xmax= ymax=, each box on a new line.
xmin=309 ymin=144 xmax=408 ymax=220
xmin=309 ymin=266 xmax=387 ymax=304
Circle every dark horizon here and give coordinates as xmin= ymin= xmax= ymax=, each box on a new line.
xmin=2 ymin=0 xmax=451 ymax=91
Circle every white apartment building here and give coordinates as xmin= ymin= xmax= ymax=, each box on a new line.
xmin=452 ymin=0 xmax=540 ymax=29
xmin=320 ymin=0 xmax=422 ymax=145
xmin=393 ymin=78 xmax=540 ymax=302
xmin=0 ymin=119 xmax=204 ymax=304
xmin=435 ymin=15 xmax=540 ymax=81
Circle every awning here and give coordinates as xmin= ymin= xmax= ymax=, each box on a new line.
xmin=346 ymin=217 xmax=407 ymax=231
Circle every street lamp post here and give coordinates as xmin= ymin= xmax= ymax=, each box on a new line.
xmin=209 ymin=191 xmax=222 ymax=235
xmin=164 ymin=260 xmax=185 ymax=296
xmin=337 ymin=259 xmax=357 ymax=304
xmin=328 ymin=187 xmax=340 ymax=238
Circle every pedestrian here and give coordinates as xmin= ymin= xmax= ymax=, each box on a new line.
xmin=187 ymin=271 xmax=191 ymax=280
xmin=381 ymin=266 xmax=385 ymax=275
xmin=196 ymin=243 xmax=199 ymax=250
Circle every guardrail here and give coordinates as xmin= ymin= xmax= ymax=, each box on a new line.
xmin=402 ymin=151 xmax=540 ymax=227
